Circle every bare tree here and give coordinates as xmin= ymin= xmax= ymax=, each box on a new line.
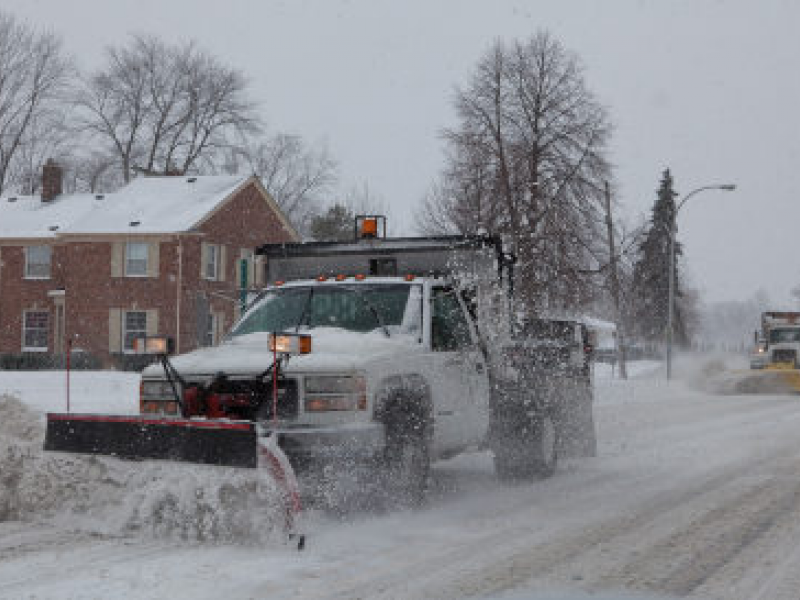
xmin=74 ymin=34 xmax=259 ymax=183
xmin=341 ymin=180 xmax=390 ymax=216
xmin=6 ymin=108 xmax=73 ymax=194
xmin=0 ymin=11 xmax=70 ymax=195
xmin=59 ymin=151 xmax=122 ymax=193
xmin=222 ymin=133 xmax=338 ymax=234
xmin=420 ymin=32 xmax=612 ymax=312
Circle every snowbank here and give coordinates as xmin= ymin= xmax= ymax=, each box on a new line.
xmin=0 ymin=392 xmax=287 ymax=544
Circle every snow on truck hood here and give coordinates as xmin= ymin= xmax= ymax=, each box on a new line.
xmin=144 ymin=328 xmax=419 ymax=378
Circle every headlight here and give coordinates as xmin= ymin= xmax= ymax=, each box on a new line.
xmin=305 ymin=395 xmax=360 ymax=411
xmin=140 ymin=380 xmax=175 ymax=401
xmin=303 ymin=375 xmax=367 ymax=411
xmin=141 ymin=400 xmax=179 ymax=415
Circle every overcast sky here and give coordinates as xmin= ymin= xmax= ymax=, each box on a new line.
xmin=2 ymin=0 xmax=798 ymax=305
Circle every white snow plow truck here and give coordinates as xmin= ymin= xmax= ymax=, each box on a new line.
xmin=45 ymin=216 xmax=596 ymax=504
xmin=744 ymin=311 xmax=800 ymax=392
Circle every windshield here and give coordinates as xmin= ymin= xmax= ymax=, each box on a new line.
xmin=769 ymin=328 xmax=800 ymax=344
xmin=230 ymin=284 xmax=421 ymax=338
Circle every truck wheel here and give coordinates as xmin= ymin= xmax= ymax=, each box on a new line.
xmin=382 ymin=402 xmax=431 ymax=508
xmin=494 ymin=413 xmax=557 ymax=481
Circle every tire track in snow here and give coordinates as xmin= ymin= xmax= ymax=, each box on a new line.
xmin=437 ymin=451 xmax=796 ymax=599
xmin=596 ymin=462 xmax=800 ymax=596
xmin=285 ymin=439 xmax=799 ymax=599
xmin=747 ymin=531 xmax=800 ymax=600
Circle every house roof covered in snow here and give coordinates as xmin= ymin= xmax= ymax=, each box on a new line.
xmin=0 ymin=192 xmax=100 ymax=239
xmin=0 ymin=174 xmax=295 ymax=240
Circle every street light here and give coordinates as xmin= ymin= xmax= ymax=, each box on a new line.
xmin=666 ymin=183 xmax=736 ymax=380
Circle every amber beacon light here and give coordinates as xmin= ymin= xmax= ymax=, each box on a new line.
xmin=355 ymin=215 xmax=387 ymax=240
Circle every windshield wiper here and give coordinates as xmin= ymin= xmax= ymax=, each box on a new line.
xmin=356 ymin=290 xmax=390 ymax=338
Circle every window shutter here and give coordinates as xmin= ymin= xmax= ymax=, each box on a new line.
xmin=200 ymin=243 xmax=209 ymax=279
xmin=219 ymin=245 xmax=228 ymax=282
xmin=111 ymin=242 xmax=123 ymax=277
xmin=108 ymin=309 xmax=122 ymax=353
xmin=146 ymin=309 xmax=159 ymax=336
xmin=147 ymin=242 xmax=160 ymax=278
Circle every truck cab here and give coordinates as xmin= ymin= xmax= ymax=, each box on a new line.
xmin=754 ymin=312 xmax=800 ymax=370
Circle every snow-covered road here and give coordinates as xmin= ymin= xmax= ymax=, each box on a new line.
xmin=3 ymin=358 xmax=800 ymax=599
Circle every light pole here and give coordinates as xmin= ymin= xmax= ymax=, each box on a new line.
xmin=666 ymin=183 xmax=736 ymax=379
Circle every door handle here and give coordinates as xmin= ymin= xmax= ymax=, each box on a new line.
xmin=475 ymin=362 xmax=484 ymax=373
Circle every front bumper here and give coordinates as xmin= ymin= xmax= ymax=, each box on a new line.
xmin=264 ymin=422 xmax=386 ymax=469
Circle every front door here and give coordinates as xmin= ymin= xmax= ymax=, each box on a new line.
xmin=428 ymin=286 xmax=488 ymax=453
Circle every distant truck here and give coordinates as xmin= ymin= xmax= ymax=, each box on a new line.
xmin=751 ymin=311 xmax=800 ymax=369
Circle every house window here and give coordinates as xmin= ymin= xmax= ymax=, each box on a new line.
xmin=123 ymin=311 xmax=147 ymax=351
xmin=205 ymin=244 xmax=219 ymax=280
xmin=23 ymin=311 xmax=49 ymax=351
xmin=25 ymin=246 xmax=51 ymax=279
xmin=125 ymin=242 xmax=148 ymax=276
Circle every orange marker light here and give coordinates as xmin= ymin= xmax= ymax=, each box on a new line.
xmin=355 ymin=273 xmax=366 ymax=281
xmin=317 ymin=275 xmax=328 ymax=282
xmin=274 ymin=280 xmax=285 ymax=286
xmin=336 ymin=274 xmax=347 ymax=281
xmin=404 ymin=273 xmax=415 ymax=281
xmin=360 ymin=217 xmax=378 ymax=238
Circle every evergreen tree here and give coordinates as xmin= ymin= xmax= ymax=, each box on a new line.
xmin=309 ymin=203 xmax=355 ymax=241
xmin=629 ymin=169 xmax=688 ymax=346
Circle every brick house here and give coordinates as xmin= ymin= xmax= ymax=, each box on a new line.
xmin=0 ymin=161 xmax=299 ymax=367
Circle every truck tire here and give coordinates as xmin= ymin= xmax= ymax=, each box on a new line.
xmin=382 ymin=398 xmax=431 ymax=508
xmin=494 ymin=413 xmax=557 ymax=481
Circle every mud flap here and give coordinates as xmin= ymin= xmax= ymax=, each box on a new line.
xmin=44 ymin=413 xmax=258 ymax=468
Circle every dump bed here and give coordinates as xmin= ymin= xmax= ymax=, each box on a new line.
xmin=256 ymin=235 xmax=501 ymax=283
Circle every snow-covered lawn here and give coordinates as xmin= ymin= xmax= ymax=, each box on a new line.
xmin=0 ymin=370 xmax=139 ymax=416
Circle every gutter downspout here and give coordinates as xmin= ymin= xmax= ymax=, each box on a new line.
xmin=176 ymin=237 xmax=183 ymax=354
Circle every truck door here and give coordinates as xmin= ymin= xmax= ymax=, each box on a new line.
xmin=429 ymin=286 xmax=490 ymax=452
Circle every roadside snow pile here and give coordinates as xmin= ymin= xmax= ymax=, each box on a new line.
xmin=0 ymin=393 xmax=287 ymax=544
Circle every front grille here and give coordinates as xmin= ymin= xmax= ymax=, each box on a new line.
xmin=772 ymin=349 xmax=797 ymax=365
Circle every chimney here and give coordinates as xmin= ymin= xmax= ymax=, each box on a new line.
xmin=41 ymin=158 xmax=63 ymax=202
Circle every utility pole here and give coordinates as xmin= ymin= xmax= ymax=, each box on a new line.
xmin=604 ymin=181 xmax=627 ymax=379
